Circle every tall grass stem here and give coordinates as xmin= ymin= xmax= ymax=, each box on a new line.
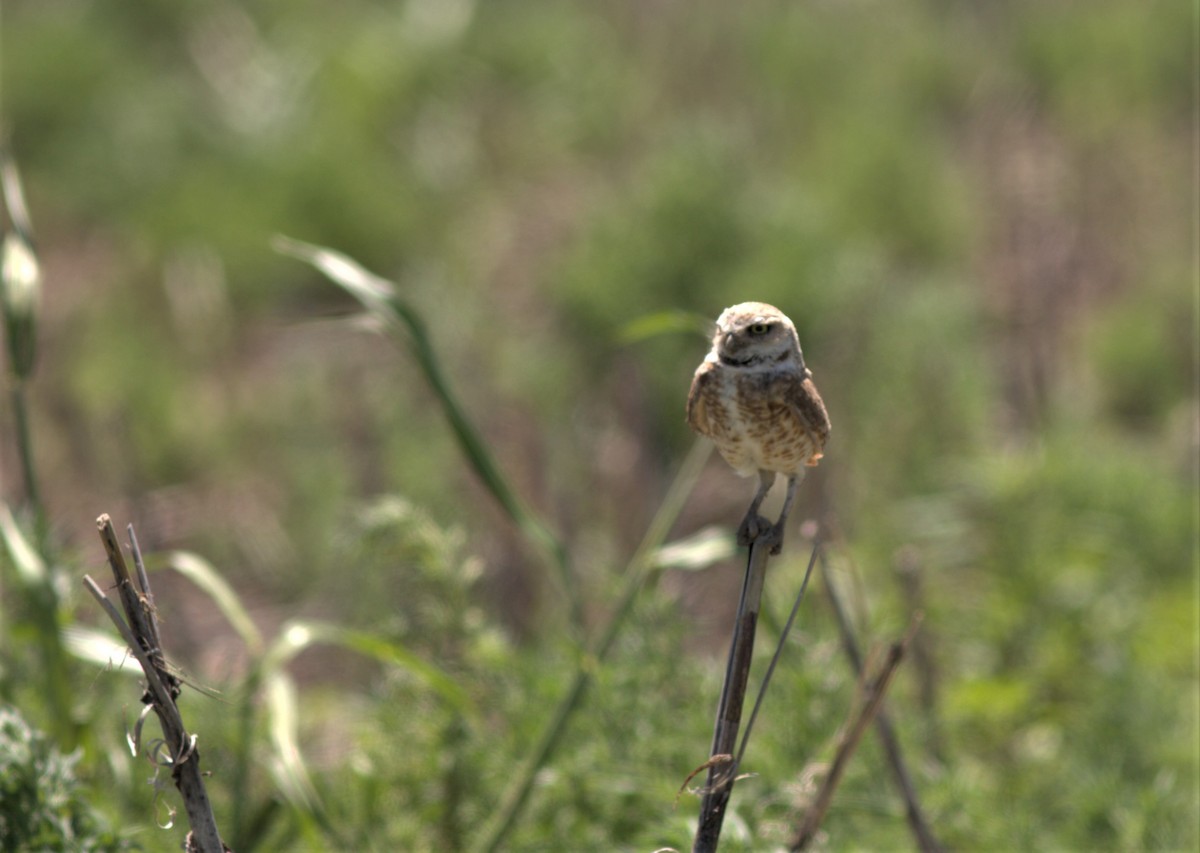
xmin=470 ymin=439 xmax=712 ymax=853
xmin=275 ymin=237 xmax=583 ymax=629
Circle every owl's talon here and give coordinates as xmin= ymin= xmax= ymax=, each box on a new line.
xmin=766 ymin=524 xmax=785 ymax=555
xmin=736 ymin=517 xmax=786 ymax=554
xmin=736 ymin=513 xmax=772 ymax=548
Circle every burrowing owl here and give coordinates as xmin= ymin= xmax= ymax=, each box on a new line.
xmin=686 ymin=302 xmax=830 ymax=554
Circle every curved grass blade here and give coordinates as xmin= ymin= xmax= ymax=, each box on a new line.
xmin=62 ymin=624 xmax=140 ymax=674
xmin=652 ymin=525 xmax=737 ymax=571
xmin=160 ymin=550 xmax=264 ymax=656
xmin=0 ymin=500 xmax=45 ymax=585
xmin=261 ymin=619 xmax=475 ymax=720
xmin=263 ymin=671 xmax=321 ymax=812
xmin=273 ymin=236 xmax=578 ymax=625
xmin=1 ymin=501 xmax=74 ymax=744
xmin=245 ymin=619 xmax=476 ymax=840
xmin=618 ymin=309 xmax=712 ymax=344
xmin=2 ymin=149 xmax=44 ymax=521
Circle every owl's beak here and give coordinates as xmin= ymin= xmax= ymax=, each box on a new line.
xmin=717 ymin=329 xmax=743 ymax=356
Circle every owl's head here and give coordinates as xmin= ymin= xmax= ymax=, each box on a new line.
xmin=712 ymin=302 xmax=803 ymax=367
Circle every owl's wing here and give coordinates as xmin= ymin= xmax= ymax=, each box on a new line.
xmin=686 ymin=362 xmax=717 ymax=438
xmin=772 ymin=368 xmax=831 ymax=461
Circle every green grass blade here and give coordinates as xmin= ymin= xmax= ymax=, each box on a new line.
xmin=62 ymin=624 xmax=141 ymax=675
xmin=160 ymin=550 xmax=264 ymax=656
xmin=1 ymin=501 xmax=74 ymax=745
xmin=652 ymin=524 xmax=737 ymax=571
xmin=245 ymin=618 xmax=476 ymax=841
xmin=263 ymin=671 xmax=321 ymax=813
xmin=0 ymin=500 xmax=46 ymax=585
xmin=617 ymin=309 xmax=712 ymax=344
xmin=262 ymin=619 xmax=475 ymax=720
xmin=274 ymin=236 xmax=578 ymax=623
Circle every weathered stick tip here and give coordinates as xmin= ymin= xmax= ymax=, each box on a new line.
xmin=96 ymin=513 xmax=111 ymax=528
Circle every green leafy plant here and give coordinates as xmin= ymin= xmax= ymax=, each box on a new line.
xmin=0 ymin=705 xmax=131 ymax=852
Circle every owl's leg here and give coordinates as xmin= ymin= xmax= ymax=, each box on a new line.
xmin=766 ymin=474 xmax=801 ymax=555
xmin=737 ymin=470 xmax=776 ymax=548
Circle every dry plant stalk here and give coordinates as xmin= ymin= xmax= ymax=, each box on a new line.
xmin=691 ymin=536 xmax=773 ymax=853
xmin=83 ymin=514 xmax=230 ymax=853
xmin=823 ymin=553 xmax=943 ymax=852
xmin=790 ymin=613 xmax=923 ymax=851
xmin=894 ymin=547 xmax=945 ymax=763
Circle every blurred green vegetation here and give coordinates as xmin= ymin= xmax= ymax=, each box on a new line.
xmin=0 ymin=705 xmax=131 ymax=851
xmin=0 ymin=0 xmax=1195 ymax=850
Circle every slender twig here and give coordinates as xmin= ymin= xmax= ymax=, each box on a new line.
xmin=894 ymin=547 xmax=945 ymax=763
xmin=790 ymin=613 xmax=921 ymax=851
xmin=821 ymin=552 xmax=943 ymax=853
xmin=734 ymin=540 xmax=821 ymax=772
xmin=86 ymin=514 xmax=228 ymax=853
xmin=692 ymin=534 xmax=773 ymax=853
xmin=95 ymin=518 xmax=173 ymax=688
xmin=128 ymin=524 xmax=156 ymax=618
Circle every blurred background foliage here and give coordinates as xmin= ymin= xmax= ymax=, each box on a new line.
xmin=0 ymin=0 xmax=1195 ymax=850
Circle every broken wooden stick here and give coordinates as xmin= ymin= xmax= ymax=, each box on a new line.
xmin=83 ymin=514 xmax=229 ymax=853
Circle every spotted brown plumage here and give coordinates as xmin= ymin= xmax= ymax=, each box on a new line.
xmin=686 ymin=302 xmax=830 ymax=554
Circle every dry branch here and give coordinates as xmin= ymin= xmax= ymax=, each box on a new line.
xmin=894 ymin=547 xmax=945 ymax=763
xmin=790 ymin=612 xmax=922 ymax=851
xmin=822 ymin=553 xmax=943 ymax=852
xmin=84 ymin=514 xmax=229 ymax=853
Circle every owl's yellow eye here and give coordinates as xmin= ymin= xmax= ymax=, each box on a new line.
xmin=748 ymin=322 xmax=773 ymax=336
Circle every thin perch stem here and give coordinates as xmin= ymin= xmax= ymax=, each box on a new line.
xmin=692 ymin=534 xmax=773 ymax=853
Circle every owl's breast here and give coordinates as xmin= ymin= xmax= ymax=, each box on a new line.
xmin=700 ymin=368 xmax=823 ymax=476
